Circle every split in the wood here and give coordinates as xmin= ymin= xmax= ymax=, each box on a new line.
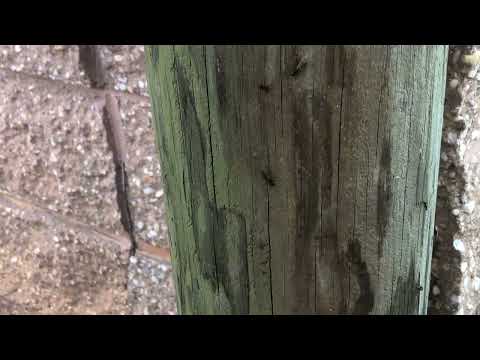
xmin=261 ymin=169 xmax=276 ymax=187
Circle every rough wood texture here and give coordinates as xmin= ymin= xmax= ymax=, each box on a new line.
xmin=145 ymin=45 xmax=448 ymax=314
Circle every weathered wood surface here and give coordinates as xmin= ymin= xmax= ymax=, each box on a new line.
xmin=145 ymin=45 xmax=448 ymax=314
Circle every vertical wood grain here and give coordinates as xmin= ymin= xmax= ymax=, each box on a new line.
xmin=145 ymin=45 xmax=448 ymax=314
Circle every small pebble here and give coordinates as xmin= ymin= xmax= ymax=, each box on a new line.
xmin=452 ymin=209 xmax=460 ymax=216
xmin=158 ymin=264 xmax=169 ymax=272
xmin=130 ymin=256 xmax=138 ymax=265
xmin=473 ymin=277 xmax=480 ymax=292
xmin=450 ymin=295 xmax=460 ymax=304
xmin=464 ymin=201 xmax=475 ymax=214
xmin=449 ymin=78 xmax=459 ymax=89
xmin=432 ymin=285 xmax=441 ymax=296
xmin=147 ymin=230 xmax=158 ymax=239
xmin=447 ymin=132 xmax=457 ymax=144
xmin=453 ymin=239 xmax=466 ymax=253
xmin=143 ymin=187 xmax=154 ymax=195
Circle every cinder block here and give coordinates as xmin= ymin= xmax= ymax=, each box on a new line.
xmin=0 ymin=69 xmax=123 ymax=235
xmin=0 ymin=193 xmax=130 ymax=315
xmin=0 ymin=45 xmax=89 ymax=86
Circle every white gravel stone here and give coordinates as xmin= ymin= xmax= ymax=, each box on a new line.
xmin=464 ymin=201 xmax=476 ymax=214
xmin=147 ymin=230 xmax=157 ymax=239
xmin=447 ymin=132 xmax=458 ymax=144
xmin=143 ymin=187 xmax=154 ymax=195
xmin=473 ymin=277 xmax=480 ymax=292
xmin=432 ymin=285 xmax=441 ymax=296
xmin=449 ymin=78 xmax=459 ymax=88
xmin=453 ymin=239 xmax=466 ymax=253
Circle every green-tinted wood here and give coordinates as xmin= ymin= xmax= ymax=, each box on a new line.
xmin=145 ymin=45 xmax=448 ymax=315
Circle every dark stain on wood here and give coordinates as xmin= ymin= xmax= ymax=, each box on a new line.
xmin=150 ymin=46 xmax=160 ymax=66
xmin=290 ymin=84 xmax=321 ymax=312
xmin=214 ymin=207 xmax=249 ymax=314
xmin=325 ymin=47 xmax=337 ymax=86
xmin=214 ymin=50 xmax=227 ymax=112
xmin=176 ymin=63 xmax=218 ymax=281
xmin=261 ymin=169 xmax=275 ymax=187
xmin=174 ymin=57 xmax=249 ymax=313
xmin=346 ymin=238 xmax=375 ymax=314
xmin=389 ymin=256 xmax=417 ymax=314
xmin=291 ymin=56 xmax=308 ymax=77
xmin=377 ymin=138 xmax=392 ymax=256
xmin=259 ymin=84 xmax=271 ymax=92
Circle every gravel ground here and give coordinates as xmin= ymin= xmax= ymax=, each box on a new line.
xmin=0 ymin=69 xmax=122 ymax=235
xmin=128 ymin=255 xmax=177 ymax=315
xmin=430 ymin=45 xmax=480 ymax=315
